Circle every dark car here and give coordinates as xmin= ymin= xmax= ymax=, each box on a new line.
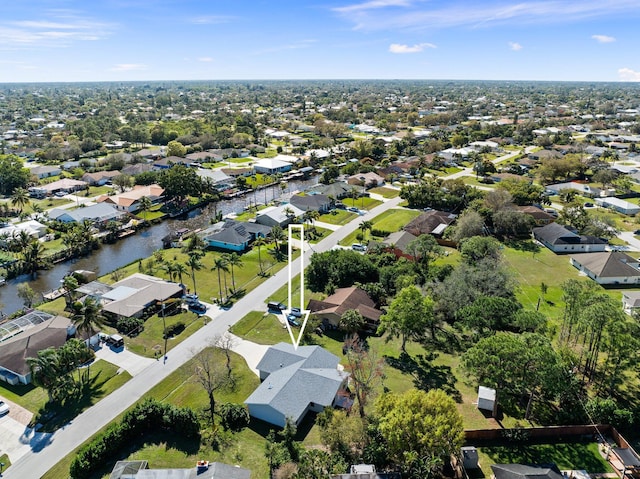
xmin=268 ymin=301 xmax=287 ymax=312
xmin=189 ymin=302 xmax=207 ymax=314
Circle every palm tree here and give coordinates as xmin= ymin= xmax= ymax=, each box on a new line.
xmin=225 ymin=252 xmax=243 ymax=293
xmin=72 ymin=297 xmax=105 ymax=339
xmin=359 ymin=220 xmax=373 ymax=241
xmin=283 ymin=206 xmax=295 ymax=222
xmin=62 ymin=274 xmax=79 ymax=309
xmin=11 ymin=187 xmax=30 ymax=214
xmin=253 ymin=236 xmax=267 ymax=275
xmin=162 ymin=261 xmax=177 ymax=281
xmin=138 ymin=195 xmax=153 ymax=223
xmin=185 ymin=253 xmax=203 ymax=294
xmin=174 ymin=262 xmax=188 ymax=286
xmin=270 ymin=225 xmax=286 ymax=257
xmin=23 ymin=239 xmax=47 ymax=276
xmin=27 ymin=348 xmax=61 ymax=402
xmin=212 ymin=256 xmax=230 ymax=304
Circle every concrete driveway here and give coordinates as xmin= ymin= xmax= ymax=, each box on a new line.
xmin=0 ymin=398 xmax=52 ymax=464
xmin=93 ymin=344 xmax=156 ymax=376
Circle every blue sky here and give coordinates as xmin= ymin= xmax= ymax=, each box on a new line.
xmin=1 ymin=0 xmax=640 ymax=83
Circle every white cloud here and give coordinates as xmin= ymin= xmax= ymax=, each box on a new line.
xmin=509 ymin=41 xmax=523 ymax=51
xmin=109 ymin=63 xmax=147 ymax=72
xmin=0 ymin=11 xmax=115 ymax=48
xmin=334 ymin=0 xmax=413 ymax=14
xmin=190 ymin=15 xmax=234 ymax=25
xmin=592 ymin=34 xmax=615 ymax=43
xmin=197 ymin=57 xmax=213 ymax=62
xmin=332 ymin=0 xmax=640 ymax=32
xmin=619 ymin=68 xmax=640 ymax=81
xmin=389 ymin=42 xmax=436 ymax=53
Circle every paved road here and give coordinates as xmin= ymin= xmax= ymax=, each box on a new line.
xmin=4 ymin=195 xmax=403 ymax=479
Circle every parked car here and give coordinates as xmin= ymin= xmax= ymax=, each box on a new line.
xmin=105 ymin=334 xmax=124 ymax=348
xmin=584 ymin=202 xmax=594 ymax=207
xmin=189 ymin=302 xmax=207 ymax=314
xmin=289 ymin=307 xmax=302 ymax=318
xmin=347 ymin=206 xmax=359 ymax=213
xmin=183 ymin=293 xmax=199 ymax=305
xmin=287 ymin=315 xmax=300 ymax=327
xmin=268 ymin=301 xmax=287 ymax=312
xmin=0 ymin=400 xmax=9 ymax=416
xmin=352 ymin=243 xmax=366 ymax=252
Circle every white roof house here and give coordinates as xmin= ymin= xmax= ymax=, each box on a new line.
xmin=49 ymin=203 xmax=125 ymax=224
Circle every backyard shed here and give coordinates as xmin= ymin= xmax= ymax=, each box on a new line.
xmin=477 ymin=386 xmax=497 ymax=416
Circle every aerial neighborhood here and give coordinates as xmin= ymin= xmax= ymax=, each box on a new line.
xmin=0 ymin=80 xmax=640 ymax=479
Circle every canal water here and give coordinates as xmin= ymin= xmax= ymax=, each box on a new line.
xmin=0 ymin=177 xmax=317 ymax=316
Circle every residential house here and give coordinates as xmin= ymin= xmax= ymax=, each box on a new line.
xmin=221 ymin=167 xmax=254 ymax=178
xmin=29 ymin=178 xmax=88 ymax=197
xmin=0 ymin=220 xmax=48 ymax=243
xmin=331 ymin=464 xmax=401 ymax=479
xmin=82 ymin=170 xmax=121 ymax=186
xmin=30 ymin=165 xmax=61 ymax=179
xmin=97 ymin=184 xmax=164 ymax=213
xmin=570 ymin=251 xmax=640 ymax=285
xmin=108 ymin=460 xmax=251 ymax=479
xmin=621 ymin=291 xmax=640 ymax=314
xmin=245 ymin=342 xmax=350 ymax=427
xmin=595 ymin=197 xmax=640 ymax=215
xmin=200 ymin=219 xmax=271 ymax=252
xmin=378 ymin=230 xmax=419 ymax=260
xmin=255 ymin=204 xmax=305 ymax=227
xmin=196 ymin=169 xmax=233 ymax=190
xmin=49 ymin=203 xmax=125 ymax=225
xmin=253 ymin=157 xmax=293 ymax=174
xmin=533 ymin=223 xmax=608 ymax=254
xmin=545 ymin=182 xmax=614 ymax=198
xmin=153 ymin=156 xmax=195 ymax=169
xmin=516 ymin=205 xmax=556 ymax=225
xmin=307 ymin=286 xmax=383 ymax=333
xmin=347 ymin=172 xmax=385 ymax=188
xmin=403 ymin=209 xmax=457 ymax=239
xmin=120 ymin=163 xmax=153 ymax=176
xmin=0 ymin=311 xmax=74 ymax=385
xmin=308 ymin=182 xmax=352 ymax=199
xmin=491 ymin=464 xmax=564 ymax=479
xmin=98 ymin=273 xmax=184 ymax=320
xmin=186 ymin=151 xmax=223 ymax=163
xmin=290 ymin=193 xmax=332 ymax=213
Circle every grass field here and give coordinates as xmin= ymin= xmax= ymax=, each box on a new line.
xmin=229 ymin=311 xmax=288 ymax=345
xmin=369 ymin=186 xmax=400 ymax=198
xmin=291 ymin=225 xmax=332 ymax=243
xmin=477 ymin=441 xmax=613 ymax=477
xmin=339 ymin=207 xmax=421 ymax=246
xmin=341 ymin=196 xmax=383 ymax=210
xmin=318 ymin=209 xmax=357 ymax=225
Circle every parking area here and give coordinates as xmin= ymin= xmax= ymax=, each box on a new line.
xmin=0 ymin=397 xmax=52 ymax=464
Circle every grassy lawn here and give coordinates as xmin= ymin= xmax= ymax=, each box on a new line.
xmin=369 ymin=208 xmax=422 ymax=233
xmin=477 ymin=441 xmax=613 ymax=477
xmin=0 ymin=454 xmax=11 ymax=473
xmin=229 ymin=311 xmax=288 ymax=345
xmin=246 ymin=173 xmax=278 ymax=188
xmin=0 ymin=381 xmax=48 ymax=415
xmin=33 ymin=359 xmax=131 ymax=432
xmin=291 ymin=225 xmax=332 ymax=243
xmin=125 ymin=310 xmax=208 ymax=358
xmin=338 ymin=207 xmax=421 ymax=246
xmin=369 ymin=186 xmax=400 ymax=198
xmin=318 ymin=209 xmax=357 ymax=225
xmin=342 ymin=196 xmax=383 ymax=210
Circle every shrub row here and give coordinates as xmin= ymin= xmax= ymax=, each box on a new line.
xmin=69 ymin=399 xmax=199 ymax=479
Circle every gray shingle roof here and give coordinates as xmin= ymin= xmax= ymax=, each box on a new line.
xmin=571 ymin=251 xmax=640 ymax=278
xmin=246 ymin=343 xmax=348 ymax=425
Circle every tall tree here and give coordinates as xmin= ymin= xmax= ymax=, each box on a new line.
xmin=406 ymin=234 xmax=443 ymax=277
xmin=212 ymin=256 xmax=230 ymax=304
xmin=185 ymin=253 xmax=203 ymax=294
xmin=375 ymin=389 xmax=464 ymax=478
xmin=72 ymin=296 xmax=105 ymax=341
xmin=378 ymin=285 xmax=435 ymax=351
xmin=344 ymin=336 xmax=384 ymax=418
xmin=11 ymin=187 xmax=30 ymax=214
xmin=225 ymin=252 xmax=243 ymax=293
xmin=193 ymin=347 xmax=231 ymax=425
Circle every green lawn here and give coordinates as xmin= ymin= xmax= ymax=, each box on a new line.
xmin=0 ymin=454 xmax=11 ymax=473
xmin=318 ymin=209 xmax=357 ymax=225
xmin=34 ymin=359 xmax=131 ymax=432
xmin=477 ymin=441 xmax=613 ymax=477
xmin=341 ymin=196 xmax=383 ymax=210
xmin=0 ymin=380 xmax=48 ymax=415
xmin=292 ymin=225 xmax=332 ymax=243
xmin=369 ymin=208 xmax=422 ymax=233
xmin=369 ymin=186 xmax=400 ymax=198
xmin=339 ymin=207 xmax=421 ymax=246
xmin=125 ymin=310 xmax=208 ymax=358
xmin=229 ymin=311 xmax=288 ymax=345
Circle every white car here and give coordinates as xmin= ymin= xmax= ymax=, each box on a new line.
xmin=0 ymin=400 xmax=9 ymax=416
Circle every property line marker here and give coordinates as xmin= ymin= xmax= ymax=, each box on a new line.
xmin=282 ymin=224 xmax=311 ymax=350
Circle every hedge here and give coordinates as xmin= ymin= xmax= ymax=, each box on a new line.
xmin=69 ymin=399 xmax=199 ymax=479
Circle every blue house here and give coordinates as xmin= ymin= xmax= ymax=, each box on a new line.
xmin=202 ymin=219 xmax=271 ymax=252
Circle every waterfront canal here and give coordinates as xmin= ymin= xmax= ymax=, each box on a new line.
xmin=0 ymin=177 xmax=317 ymax=316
